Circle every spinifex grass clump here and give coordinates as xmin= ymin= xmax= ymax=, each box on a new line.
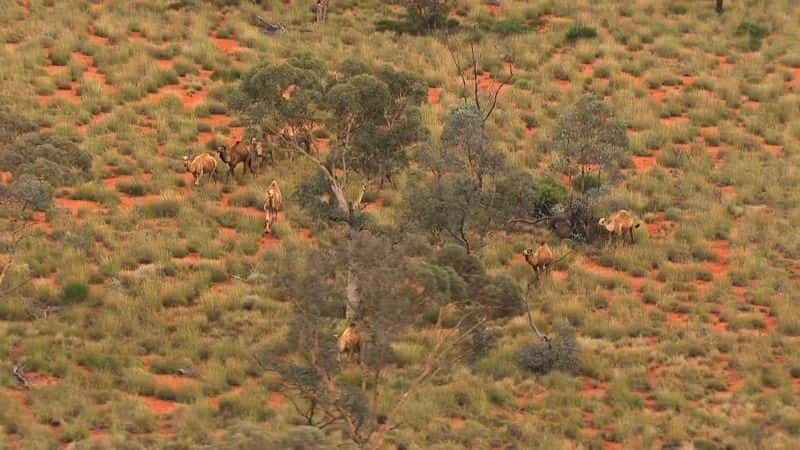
xmin=515 ymin=321 xmax=580 ymax=374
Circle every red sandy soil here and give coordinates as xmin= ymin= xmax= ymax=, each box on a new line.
xmin=362 ymin=196 xmax=384 ymax=212
xmin=719 ymin=185 xmax=735 ymax=199
xmin=581 ymin=63 xmax=593 ymax=77
xmin=447 ymin=417 xmax=467 ymax=428
xmin=259 ymin=234 xmax=281 ymax=252
xmin=716 ymin=55 xmax=734 ymax=70
xmin=484 ymin=4 xmax=500 ymax=14
xmin=708 ymin=313 xmax=728 ymax=332
xmin=267 ymin=391 xmax=285 ymax=409
xmin=553 ymin=79 xmax=570 ymax=91
xmin=88 ymin=33 xmax=109 ymax=47
xmin=762 ymin=142 xmax=782 ymax=155
xmin=428 ymin=87 xmax=442 ymax=105
xmin=539 ymin=14 xmax=571 ymax=24
xmin=5 ymin=43 xmax=20 ymax=51
xmin=201 ymin=113 xmax=232 ymax=127
xmin=119 ymin=193 xmax=160 ymax=210
xmin=298 ymin=228 xmax=313 ymax=243
xmin=660 ymin=115 xmax=689 ymax=125
xmin=73 ymin=52 xmax=116 ymax=94
xmin=632 ymin=155 xmax=656 ymax=172
xmin=666 ymin=311 xmax=688 ymax=324
xmin=32 ymin=211 xmax=52 ymax=233
xmin=580 ymin=377 xmax=608 ymax=398
xmin=128 ymin=31 xmax=144 ymax=42
xmin=649 ymin=88 xmax=665 ymax=101
xmin=703 ymin=240 xmax=730 ymax=280
xmin=101 ymin=173 xmax=153 ymax=188
xmin=0 ymin=171 xmax=11 ymax=182
xmin=212 ymin=33 xmax=239 ymax=54
xmin=552 ymin=270 xmax=568 ymax=283
xmin=579 ymin=256 xmax=650 ymax=291
xmin=44 ymin=65 xmax=66 ymax=76
xmin=220 ymin=226 xmax=237 ymax=238
xmin=146 ymin=83 xmax=208 ymax=109
xmin=154 ymin=374 xmax=198 ymax=389
xmin=476 ymin=72 xmax=495 ymax=90
xmin=142 ymin=396 xmax=178 ymax=415
xmin=89 ymin=429 xmax=108 ymax=439
xmin=24 ymin=371 xmax=62 ymax=387
xmin=4 ymin=387 xmax=33 ymax=419
xmin=55 ymin=198 xmax=107 ymax=215
xmin=524 ymin=126 xmax=536 ymax=139
xmin=155 ymin=59 xmax=173 ymax=69
xmin=386 ymin=4 xmax=402 ymax=11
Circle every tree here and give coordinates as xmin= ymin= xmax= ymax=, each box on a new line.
xmin=405 ymin=104 xmax=537 ymax=253
xmin=716 ymin=0 xmax=724 ymax=14
xmin=0 ymin=174 xmax=53 ymax=296
xmin=0 ymin=132 xmax=91 ymax=186
xmin=259 ymin=239 xmax=483 ymax=450
xmin=233 ymin=57 xmax=427 ymax=319
xmin=554 ymin=95 xmax=628 ymax=194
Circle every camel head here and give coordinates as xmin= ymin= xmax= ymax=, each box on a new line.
xmin=523 ymin=248 xmax=533 ymax=257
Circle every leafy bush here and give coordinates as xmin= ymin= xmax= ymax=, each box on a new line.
xmin=116 ymin=180 xmax=152 ymax=197
xmin=735 ymin=21 xmax=768 ymax=50
xmin=515 ymin=322 xmax=580 ymax=374
xmin=565 ymin=25 xmax=597 ymax=42
xmin=1 ymin=174 xmax=54 ymax=211
xmin=0 ymin=132 xmax=91 ymax=186
xmin=61 ymin=280 xmax=90 ymax=303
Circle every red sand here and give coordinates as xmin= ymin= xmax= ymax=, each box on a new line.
xmin=553 ymin=79 xmax=570 ymax=91
xmin=632 ymin=155 xmax=656 ymax=172
xmin=141 ymin=396 xmax=178 ymax=415
xmin=55 ymin=198 xmax=106 ymax=215
xmin=428 ymin=87 xmax=442 ymax=105
xmin=660 ymin=115 xmax=689 ymax=125
xmin=212 ymin=35 xmax=239 ymax=54
xmin=649 ymin=88 xmax=665 ymax=101
xmin=267 ymin=391 xmax=285 ymax=409
xmin=154 ymin=374 xmax=198 ymax=389
xmin=146 ymin=84 xmax=208 ymax=109
xmin=484 ymin=4 xmax=500 ymax=14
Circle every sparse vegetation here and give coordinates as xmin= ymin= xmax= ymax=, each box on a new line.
xmin=1 ymin=1 xmax=799 ymax=448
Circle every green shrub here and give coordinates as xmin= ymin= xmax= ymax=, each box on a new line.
xmin=565 ymin=25 xmax=597 ymax=42
xmin=61 ymin=280 xmax=90 ymax=303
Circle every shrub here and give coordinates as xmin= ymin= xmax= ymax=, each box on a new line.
xmin=116 ymin=180 xmax=152 ymax=197
xmin=137 ymin=198 xmax=181 ymax=218
xmin=0 ymin=132 xmax=91 ymax=186
xmin=61 ymin=280 xmax=90 ymax=303
xmin=515 ymin=321 xmax=580 ymax=374
xmin=565 ymin=25 xmax=597 ymax=42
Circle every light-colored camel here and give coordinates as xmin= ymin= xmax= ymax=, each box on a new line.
xmin=263 ymin=180 xmax=282 ymax=235
xmin=523 ymin=242 xmax=555 ymax=276
xmin=598 ymin=210 xmax=641 ymax=245
xmin=337 ymin=322 xmax=362 ymax=364
xmin=183 ymin=153 xmax=217 ymax=186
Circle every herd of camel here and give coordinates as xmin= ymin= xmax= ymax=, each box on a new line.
xmin=337 ymin=211 xmax=642 ymax=364
xmin=184 ymin=139 xmax=642 ymax=363
xmin=182 ymin=137 xmax=282 ymax=234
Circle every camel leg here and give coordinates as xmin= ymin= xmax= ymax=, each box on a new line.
xmin=629 ymin=227 xmax=635 ymax=244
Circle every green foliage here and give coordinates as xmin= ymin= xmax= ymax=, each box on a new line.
xmin=1 ymin=174 xmax=54 ymax=211
xmin=376 ymin=0 xmax=457 ymax=35
xmin=61 ymin=280 xmax=90 ymax=303
xmin=565 ymin=25 xmax=598 ymax=42
xmin=735 ymin=21 xmax=769 ymax=50
xmin=515 ymin=322 xmax=580 ymax=374
xmin=0 ymin=132 xmax=91 ymax=186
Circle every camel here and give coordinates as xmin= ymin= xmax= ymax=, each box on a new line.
xmin=263 ymin=180 xmax=282 ymax=235
xmin=337 ymin=322 xmax=362 ymax=364
xmin=214 ymin=140 xmax=255 ymax=179
xmin=523 ymin=242 xmax=555 ymax=276
xmin=183 ymin=153 xmax=217 ymax=186
xmin=598 ymin=210 xmax=641 ymax=245
xmin=250 ymin=137 xmax=269 ymax=170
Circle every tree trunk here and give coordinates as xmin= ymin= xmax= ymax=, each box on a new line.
xmin=716 ymin=0 xmax=723 ymax=13
xmin=345 ymin=256 xmax=360 ymax=320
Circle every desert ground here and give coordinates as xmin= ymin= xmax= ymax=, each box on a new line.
xmin=2 ymin=0 xmax=800 ymax=449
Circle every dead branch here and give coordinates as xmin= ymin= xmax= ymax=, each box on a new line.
xmin=13 ymin=363 xmax=30 ymax=389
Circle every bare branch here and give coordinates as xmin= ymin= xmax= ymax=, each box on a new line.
xmin=13 ymin=363 xmax=30 ymax=389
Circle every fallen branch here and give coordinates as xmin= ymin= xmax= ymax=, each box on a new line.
xmin=13 ymin=363 xmax=30 ymax=389
xmin=253 ymin=16 xmax=287 ymax=34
